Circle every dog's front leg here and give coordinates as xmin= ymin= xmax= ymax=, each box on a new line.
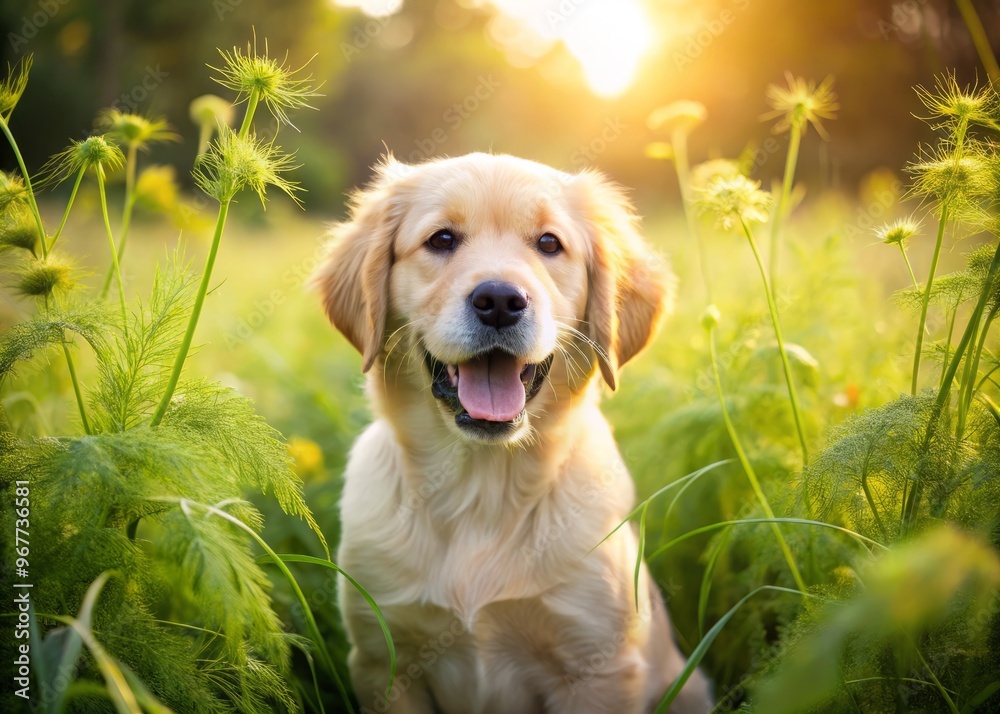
xmin=348 ymin=649 xmax=438 ymax=714
xmin=546 ymin=644 xmax=648 ymax=714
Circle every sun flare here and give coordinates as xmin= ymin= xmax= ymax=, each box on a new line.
xmin=335 ymin=0 xmax=653 ymax=98
xmin=485 ymin=0 xmax=653 ymax=98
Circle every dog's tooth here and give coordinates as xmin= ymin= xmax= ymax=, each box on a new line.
xmin=447 ymin=363 xmax=459 ymax=387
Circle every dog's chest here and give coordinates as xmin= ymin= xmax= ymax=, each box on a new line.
xmin=399 ymin=453 xmax=600 ymax=623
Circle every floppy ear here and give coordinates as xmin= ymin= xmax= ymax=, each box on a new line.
xmin=310 ymin=158 xmax=404 ymax=372
xmin=574 ymin=170 xmax=674 ymax=391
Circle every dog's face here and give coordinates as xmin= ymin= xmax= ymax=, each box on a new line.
xmin=314 ymin=153 xmax=670 ymax=445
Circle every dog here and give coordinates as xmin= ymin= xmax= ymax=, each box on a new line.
xmin=313 ymin=153 xmax=713 ymax=713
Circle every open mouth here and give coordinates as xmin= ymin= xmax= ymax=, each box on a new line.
xmin=425 ymin=349 xmax=553 ymax=435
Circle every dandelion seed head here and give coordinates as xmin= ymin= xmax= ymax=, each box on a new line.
xmin=0 ymin=213 xmax=38 ymax=255
xmin=99 ymin=109 xmax=177 ymax=148
xmin=915 ymin=72 xmax=1000 ymax=134
xmin=701 ymin=304 xmax=721 ymax=331
xmin=193 ymin=126 xmax=301 ymax=206
xmin=38 ymin=135 xmax=125 ymax=188
xmin=876 ymin=217 xmax=921 ymax=246
xmin=210 ymin=37 xmax=319 ymax=129
xmin=16 ymin=255 xmax=74 ymax=297
xmin=907 ymin=142 xmax=997 ymax=213
xmin=190 ymin=94 xmax=235 ymax=128
xmin=760 ymin=72 xmax=839 ymax=139
xmin=690 ymin=159 xmax=743 ymax=190
xmin=0 ymin=172 xmax=30 ymax=215
xmin=694 ymin=175 xmax=773 ymax=231
xmin=0 ymin=55 xmax=31 ymax=121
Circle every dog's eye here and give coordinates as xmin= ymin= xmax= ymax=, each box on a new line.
xmin=537 ymin=233 xmax=563 ymax=255
xmin=427 ymin=229 xmax=457 ymax=252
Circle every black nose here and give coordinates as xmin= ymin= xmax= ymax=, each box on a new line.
xmin=470 ymin=281 xmax=528 ymax=328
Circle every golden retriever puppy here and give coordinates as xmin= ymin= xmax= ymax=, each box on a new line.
xmin=313 ymin=153 xmax=712 ymax=714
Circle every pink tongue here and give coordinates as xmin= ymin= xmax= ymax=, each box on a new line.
xmin=457 ymin=351 xmax=526 ymax=422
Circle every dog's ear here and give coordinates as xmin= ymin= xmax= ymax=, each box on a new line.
xmin=311 ymin=157 xmax=406 ymax=372
xmin=573 ymin=170 xmax=673 ymax=391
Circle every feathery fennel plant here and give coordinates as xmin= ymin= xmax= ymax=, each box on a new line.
xmin=907 ymin=73 xmax=999 ymax=396
xmin=759 ymin=73 xmax=1000 ymax=711
xmin=613 ymin=65 xmax=999 ymax=714
xmin=1 ymin=40 xmax=390 ymax=713
xmin=0 ymin=55 xmax=92 ymax=435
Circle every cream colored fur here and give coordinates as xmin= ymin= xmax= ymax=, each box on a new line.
xmin=312 ymin=153 xmax=712 ymax=713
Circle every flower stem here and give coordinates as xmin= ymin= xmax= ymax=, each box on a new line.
xmin=196 ymin=124 xmax=213 ymax=158
xmin=2 ymin=116 xmax=91 ymax=433
xmin=61 ymin=342 xmax=91 ymax=435
xmin=0 ymin=116 xmax=48 ymax=257
xmin=940 ymin=306 xmax=958 ymax=391
xmin=150 ymin=199 xmax=232 ymax=427
xmin=708 ymin=327 xmax=807 ymax=592
xmin=955 ymin=0 xmax=1000 ymax=85
xmin=769 ymin=121 xmax=802 ymax=294
xmin=99 ymin=142 xmax=138 ymax=300
xmin=95 ymin=166 xmax=128 ymax=327
xmin=908 ymin=632 xmax=961 ymax=714
xmin=49 ymin=166 xmax=86 ymax=251
xmin=741 ymin=217 xmax=809 ymax=465
xmin=238 ymin=90 xmax=260 ymax=138
xmin=903 ymin=239 xmax=1000 ymax=536
xmin=957 ymin=305 xmax=997 ymax=438
xmin=912 ymin=206 xmax=948 ymax=395
xmin=671 ymin=128 xmax=711 ymax=301
xmin=150 ymin=87 xmax=260 ymax=428
xmin=899 ymin=243 xmax=919 ymax=290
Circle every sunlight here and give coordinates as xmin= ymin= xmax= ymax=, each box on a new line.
xmin=484 ymin=0 xmax=653 ymax=97
xmin=332 ymin=0 xmax=402 ymax=18
xmin=334 ymin=0 xmax=655 ymax=97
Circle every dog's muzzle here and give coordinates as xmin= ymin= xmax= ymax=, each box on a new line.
xmin=425 ymin=349 xmax=553 ymax=438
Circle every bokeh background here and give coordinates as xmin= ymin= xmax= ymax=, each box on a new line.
xmin=2 ymin=1 xmax=999 ymax=710
xmin=1 ymin=0 xmax=997 ymax=210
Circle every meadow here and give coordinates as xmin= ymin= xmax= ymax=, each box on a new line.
xmin=2 ymin=9 xmax=1000 ymax=714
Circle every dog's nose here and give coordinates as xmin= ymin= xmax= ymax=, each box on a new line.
xmin=470 ymin=281 xmax=528 ymax=328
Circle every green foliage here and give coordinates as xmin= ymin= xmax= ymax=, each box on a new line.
xmin=0 ymin=39 xmax=348 ymax=714
xmin=608 ymin=66 xmax=1000 ymax=714
xmin=753 ymin=527 xmax=1000 ymax=714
